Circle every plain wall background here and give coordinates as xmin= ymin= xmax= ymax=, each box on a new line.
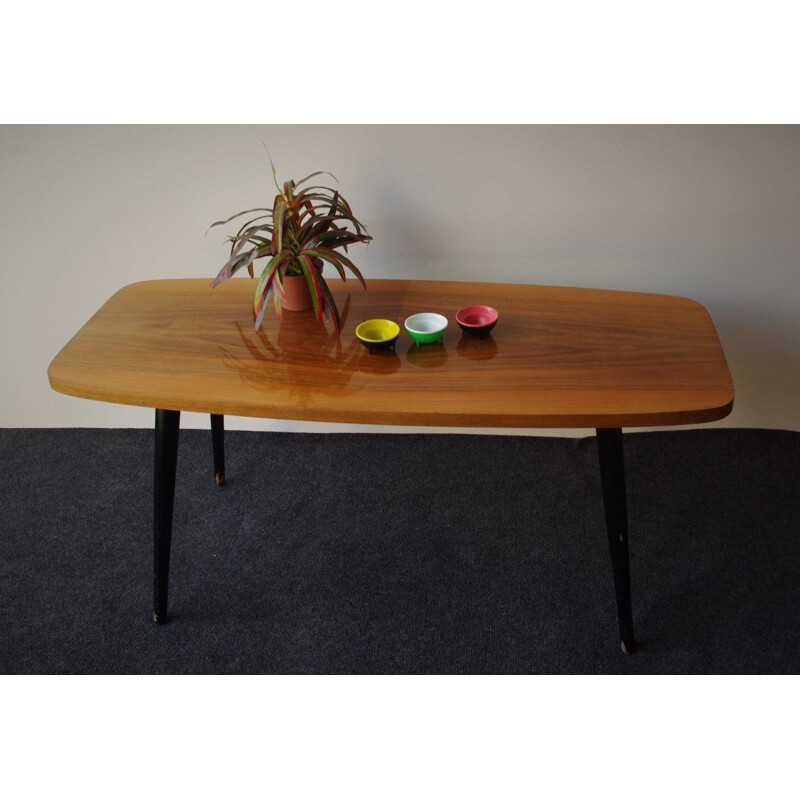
xmin=2 ymin=124 xmax=798 ymax=434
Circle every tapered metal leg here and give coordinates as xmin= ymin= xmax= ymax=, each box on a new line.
xmin=153 ymin=408 xmax=180 ymax=624
xmin=596 ymin=428 xmax=635 ymax=653
xmin=211 ymin=414 xmax=225 ymax=485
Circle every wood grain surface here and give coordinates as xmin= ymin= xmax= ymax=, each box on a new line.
xmin=48 ymin=278 xmax=734 ymax=428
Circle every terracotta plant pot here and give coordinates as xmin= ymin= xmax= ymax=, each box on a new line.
xmin=280 ymin=274 xmax=313 ymax=312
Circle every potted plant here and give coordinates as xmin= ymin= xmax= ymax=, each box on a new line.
xmin=209 ymin=163 xmax=372 ymax=332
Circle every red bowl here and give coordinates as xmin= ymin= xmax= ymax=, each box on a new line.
xmin=455 ymin=305 xmax=498 ymax=337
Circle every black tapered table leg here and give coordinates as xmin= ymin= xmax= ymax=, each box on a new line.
xmin=154 ymin=408 xmax=180 ymax=624
xmin=596 ymin=427 xmax=635 ymax=653
xmin=211 ymin=413 xmax=225 ymax=486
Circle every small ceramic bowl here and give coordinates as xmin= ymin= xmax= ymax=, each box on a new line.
xmin=356 ymin=319 xmax=400 ymax=353
xmin=455 ymin=305 xmax=499 ymax=337
xmin=404 ymin=312 xmax=448 ymax=346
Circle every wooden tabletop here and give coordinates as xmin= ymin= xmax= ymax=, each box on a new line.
xmin=48 ymin=278 xmax=734 ymax=428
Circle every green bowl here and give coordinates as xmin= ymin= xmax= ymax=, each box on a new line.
xmin=404 ymin=312 xmax=448 ymax=346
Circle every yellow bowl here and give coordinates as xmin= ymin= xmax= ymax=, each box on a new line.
xmin=355 ymin=319 xmax=401 ymax=353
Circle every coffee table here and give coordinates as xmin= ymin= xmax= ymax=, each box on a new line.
xmin=48 ymin=278 xmax=734 ymax=652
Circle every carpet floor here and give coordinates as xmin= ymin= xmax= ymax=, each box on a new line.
xmin=1 ymin=427 xmax=797 ymax=674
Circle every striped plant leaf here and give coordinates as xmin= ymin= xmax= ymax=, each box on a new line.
xmin=253 ymin=253 xmax=284 ymax=314
xmin=208 ymin=207 xmax=272 ymax=230
xmin=317 ymin=276 xmax=342 ymax=331
xmin=294 ymin=171 xmax=337 ymax=188
xmin=298 ymin=254 xmax=324 ymax=322
xmin=311 ymin=247 xmax=366 ymax=288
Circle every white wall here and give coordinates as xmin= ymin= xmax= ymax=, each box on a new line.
xmin=2 ymin=125 xmax=798 ymax=434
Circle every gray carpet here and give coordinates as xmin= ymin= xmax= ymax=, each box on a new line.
xmin=1 ymin=427 xmax=797 ymax=674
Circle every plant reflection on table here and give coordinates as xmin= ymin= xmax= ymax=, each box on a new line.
xmin=218 ymin=294 xmax=400 ymax=404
